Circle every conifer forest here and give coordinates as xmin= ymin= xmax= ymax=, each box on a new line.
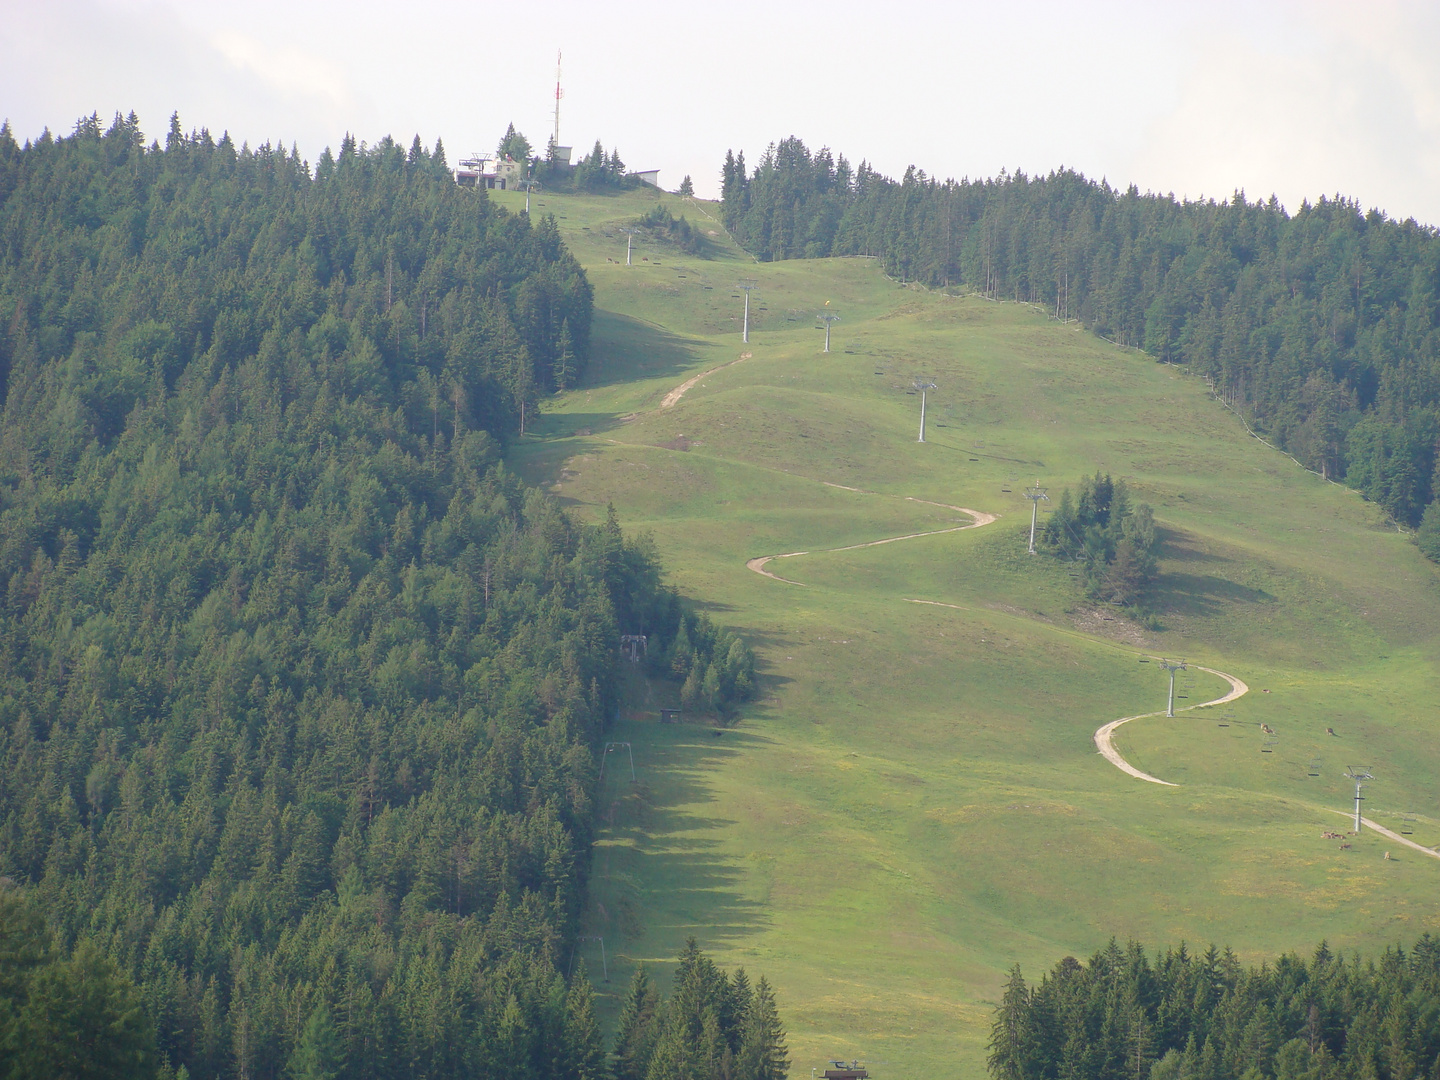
xmin=0 ymin=113 xmax=756 ymax=1080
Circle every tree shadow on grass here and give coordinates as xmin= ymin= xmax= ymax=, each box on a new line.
xmin=582 ymin=726 xmax=773 ymax=996
xmin=1160 ymin=529 xmax=1227 ymax=564
xmin=1152 ymin=569 xmax=1274 ymax=619
xmin=1150 ymin=528 xmax=1272 ymax=619
xmin=583 ymin=309 xmax=713 ymax=391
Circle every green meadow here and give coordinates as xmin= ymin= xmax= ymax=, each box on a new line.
xmin=497 ymin=186 xmax=1440 ymax=1079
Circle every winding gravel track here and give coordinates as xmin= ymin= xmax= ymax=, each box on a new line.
xmin=745 ymin=499 xmax=997 ymax=586
xmin=1092 ymin=666 xmax=1249 ymax=785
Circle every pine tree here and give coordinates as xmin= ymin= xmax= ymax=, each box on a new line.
xmin=288 ymin=1003 xmax=342 ymax=1080
xmin=564 ymin=970 xmax=606 ymax=1080
xmin=988 ymin=965 xmax=1035 ymax=1080
xmin=736 ymin=977 xmax=788 ymax=1080
xmin=612 ymin=965 xmax=660 ymax=1080
xmin=679 ymin=175 xmax=694 ymax=197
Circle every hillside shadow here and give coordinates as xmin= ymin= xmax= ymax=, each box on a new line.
xmin=583 ymin=309 xmax=711 ymax=390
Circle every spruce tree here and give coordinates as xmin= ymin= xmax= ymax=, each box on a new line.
xmin=736 ymin=977 xmax=788 ymax=1080
xmin=564 ymin=970 xmax=606 ymax=1080
xmin=612 ymin=965 xmax=659 ymax=1080
xmin=988 ymin=965 xmax=1035 ymax=1080
xmin=287 ymin=1004 xmax=342 ymax=1080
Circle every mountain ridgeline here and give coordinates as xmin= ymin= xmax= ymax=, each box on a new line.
xmin=0 ymin=113 xmax=754 ymax=1080
xmin=720 ymin=140 xmax=1440 ymax=548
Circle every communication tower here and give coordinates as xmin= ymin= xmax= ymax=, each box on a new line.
xmin=553 ymin=51 xmax=564 ymax=149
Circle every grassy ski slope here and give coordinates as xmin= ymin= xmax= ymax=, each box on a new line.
xmin=497 ymin=185 xmax=1440 ymax=1079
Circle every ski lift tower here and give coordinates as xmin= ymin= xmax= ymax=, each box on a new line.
xmin=1345 ymin=766 xmax=1373 ymax=833
xmin=1159 ymin=659 xmax=1187 ymax=717
xmin=1023 ymin=481 xmax=1049 ymax=553
xmin=518 ymin=176 xmax=540 ymax=215
xmin=817 ymin=310 xmax=841 ymax=353
xmin=913 ymin=378 xmax=937 ymax=442
xmin=738 ymin=280 xmax=758 ymax=343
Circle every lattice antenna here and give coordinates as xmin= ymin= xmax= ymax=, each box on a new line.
xmin=553 ymin=50 xmax=564 ymax=149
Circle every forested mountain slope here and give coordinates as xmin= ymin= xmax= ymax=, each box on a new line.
xmin=720 ymin=140 xmax=1440 ymax=537
xmin=0 ymin=114 xmax=750 ymax=1080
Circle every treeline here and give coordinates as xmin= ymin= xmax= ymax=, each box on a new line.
xmin=1042 ymin=474 xmax=1161 ymax=610
xmin=614 ymin=940 xmax=789 ymax=1080
xmin=496 ymin=122 xmax=642 ymax=195
xmin=989 ymin=937 xmax=1440 ymax=1080
xmin=720 ymin=139 xmax=1440 ymax=546
xmin=0 ymin=112 xmax=748 ymax=1080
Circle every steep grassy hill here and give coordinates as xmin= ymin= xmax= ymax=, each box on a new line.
xmin=494 ymin=186 xmax=1440 ymax=1079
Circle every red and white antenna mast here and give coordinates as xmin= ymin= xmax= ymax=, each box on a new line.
xmin=553 ymin=50 xmax=564 ymax=149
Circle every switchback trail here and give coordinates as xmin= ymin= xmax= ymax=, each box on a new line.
xmin=1093 ymin=666 xmax=1249 ymax=785
xmin=745 ymin=495 xmax=997 ymax=586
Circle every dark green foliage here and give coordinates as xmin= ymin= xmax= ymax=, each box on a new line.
xmin=0 ymin=113 xmax=747 ymax=1080
xmin=678 ymin=176 xmax=694 ymax=198
xmin=718 ymin=138 xmax=1440 ymax=548
xmin=988 ymin=938 xmax=1440 ymax=1080
xmin=1418 ymin=501 xmax=1440 ymax=561
xmin=287 ymin=1005 xmax=341 ymax=1080
xmin=497 ymin=123 xmax=533 ymax=166
xmin=615 ymin=941 xmax=788 ymax=1080
xmin=0 ymin=889 xmax=158 ymax=1080
xmin=572 ymin=141 xmax=635 ymax=194
xmin=1041 ymin=474 xmax=1160 ymax=606
xmin=636 ymin=590 xmax=756 ymax=714
xmin=636 ymin=205 xmax=707 ymax=257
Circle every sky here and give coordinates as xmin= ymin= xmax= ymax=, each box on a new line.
xmin=4 ymin=0 xmax=1439 ymax=225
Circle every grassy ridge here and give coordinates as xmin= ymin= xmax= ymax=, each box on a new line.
xmin=499 ymin=188 xmax=1440 ymax=1078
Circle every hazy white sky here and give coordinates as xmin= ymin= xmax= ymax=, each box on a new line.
xmin=5 ymin=0 xmax=1439 ymax=224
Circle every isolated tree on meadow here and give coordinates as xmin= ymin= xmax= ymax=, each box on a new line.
xmin=679 ymin=175 xmax=694 ymax=197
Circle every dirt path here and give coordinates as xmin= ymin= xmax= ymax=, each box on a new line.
xmin=745 ymin=497 xmax=996 ymax=586
xmin=661 ymin=352 xmax=751 ymax=409
xmin=1093 ymin=665 xmax=1249 ymax=785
